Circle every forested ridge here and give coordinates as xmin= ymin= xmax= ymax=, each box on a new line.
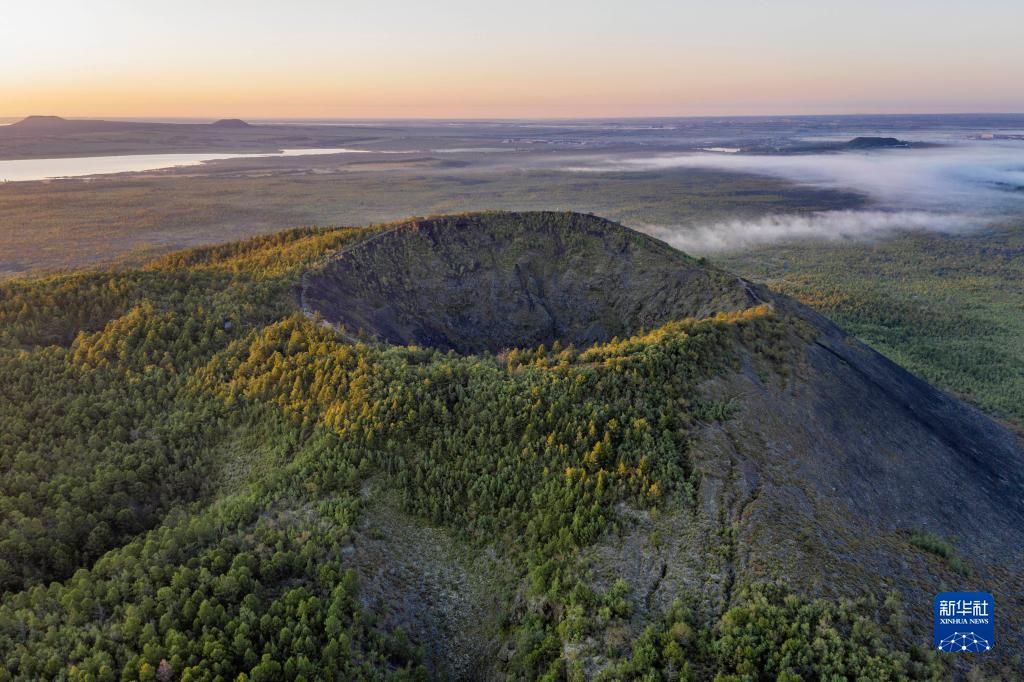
xmin=0 ymin=214 xmax=955 ymax=680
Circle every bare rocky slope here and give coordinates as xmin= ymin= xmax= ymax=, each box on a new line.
xmin=302 ymin=212 xmax=1024 ymax=669
xmin=687 ymin=293 xmax=1024 ymax=647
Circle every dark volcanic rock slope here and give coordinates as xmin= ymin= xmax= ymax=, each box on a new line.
xmin=302 ymin=212 xmax=754 ymax=352
xmin=690 ymin=296 xmax=1024 ymax=652
xmin=301 ymin=211 xmax=1024 ymax=663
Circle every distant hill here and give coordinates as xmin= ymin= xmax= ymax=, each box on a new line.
xmin=845 ymin=135 xmax=909 ymax=149
xmin=8 ymin=115 xmax=253 ymax=132
xmin=744 ymin=135 xmax=926 ymax=154
xmin=5 ymin=115 xmax=147 ymax=135
xmin=6 ymin=115 xmax=119 ymax=133
xmin=8 ymin=114 xmax=69 ymax=129
xmin=210 ymin=118 xmax=251 ymax=128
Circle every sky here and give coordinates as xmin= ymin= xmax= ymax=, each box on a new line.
xmin=2 ymin=0 xmax=1023 ymax=119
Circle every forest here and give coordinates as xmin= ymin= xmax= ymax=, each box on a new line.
xmin=0 ymin=215 xmax=962 ymax=680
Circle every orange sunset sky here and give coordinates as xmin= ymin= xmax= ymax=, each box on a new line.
xmin=3 ymin=0 xmax=1023 ymax=119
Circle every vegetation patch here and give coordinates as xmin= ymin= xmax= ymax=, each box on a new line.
xmin=908 ymin=530 xmax=967 ymax=573
xmin=0 ymin=212 xmax=991 ymax=680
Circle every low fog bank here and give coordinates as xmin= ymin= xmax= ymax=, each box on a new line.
xmin=564 ymin=140 xmax=1023 ymax=251
xmin=590 ymin=142 xmax=1024 ymax=209
xmin=640 ymin=210 xmax=977 ymax=255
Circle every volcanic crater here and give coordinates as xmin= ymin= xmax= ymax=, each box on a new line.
xmin=300 ymin=211 xmax=756 ymax=352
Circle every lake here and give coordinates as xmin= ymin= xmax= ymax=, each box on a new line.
xmin=0 ymin=148 xmax=374 ymax=182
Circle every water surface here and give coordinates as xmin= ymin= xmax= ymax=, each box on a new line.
xmin=0 ymin=148 xmax=374 ymax=182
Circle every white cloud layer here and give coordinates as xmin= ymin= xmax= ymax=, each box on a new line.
xmin=640 ymin=210 xmax=975 ymax=254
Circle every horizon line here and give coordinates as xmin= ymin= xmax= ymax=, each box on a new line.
xmin=4 ymin=111 xmax=1024 ymax=124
